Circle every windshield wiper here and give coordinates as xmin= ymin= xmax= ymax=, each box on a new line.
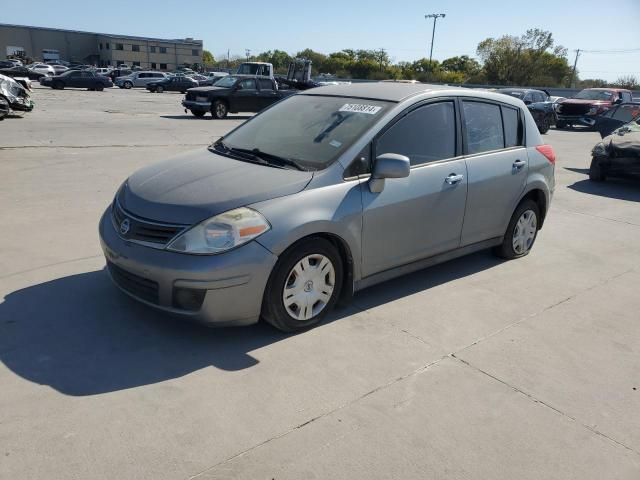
xmin=211 ymin=142 xmax=306 ymax=171
xmin=211 ymin=141 xmax=272 ymax=166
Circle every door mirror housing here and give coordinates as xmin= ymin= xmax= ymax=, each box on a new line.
xmin=369 ymin=153 xmax=410 ymax=193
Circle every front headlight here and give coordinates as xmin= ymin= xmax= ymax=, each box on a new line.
xmin=592 ymin=142 xmax=608 ymax=156
xmin=167 ymin=207 xmax=270 ymax=255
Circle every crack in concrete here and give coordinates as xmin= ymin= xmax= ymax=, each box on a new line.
xmin=451 ymin=354 xmax=639 ymax=456
xmin=554 ymin=206 xmax=640 ymax=228
xmin=0 ymin=255 xmax=103 ymax=281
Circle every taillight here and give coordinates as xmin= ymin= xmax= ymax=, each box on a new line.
xmin=536 ymin=144 xmax=556 ymax=165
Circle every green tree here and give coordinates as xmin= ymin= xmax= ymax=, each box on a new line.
xmin=476 ymin=29 xmax=571 ymax=86
xmin=441 ymin=55 xmax=481 ymax=77
xmin=202 ymin=50 xmax=214 ymax=65
xmin=611 ymin=75 xmax=639 ymax=90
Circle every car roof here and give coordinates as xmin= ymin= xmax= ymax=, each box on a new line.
xmin=303 ymin=82 xmax=456 ymax=102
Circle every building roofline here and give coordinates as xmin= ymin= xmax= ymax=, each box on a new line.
xmin=0 ymin=23 xmax=202 ymax=45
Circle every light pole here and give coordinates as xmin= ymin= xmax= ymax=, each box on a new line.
xmin=425 ymin=13 xmax=446 ymax=70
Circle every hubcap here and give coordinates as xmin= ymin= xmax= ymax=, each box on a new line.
xmin=282 ymin=254 xmax=335 ymax=321
xmin=512 ymin=209 xmax=537 ymax=254
xmin=216 ymin=104 xmax=226 ymax=117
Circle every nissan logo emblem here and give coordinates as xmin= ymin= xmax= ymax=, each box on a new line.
xmin=120 ymin=218 xmax=131 ymax=235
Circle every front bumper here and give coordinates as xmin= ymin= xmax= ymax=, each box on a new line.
xmin=9 ymin=99 xmax=34 ymax=112
xmin=182 ymin=99 xmax=212 ymax=111
xmin=556 ymin=114 xmax=596 ymax=127
xmin=99 ymin=209 xmax=278 ymax=326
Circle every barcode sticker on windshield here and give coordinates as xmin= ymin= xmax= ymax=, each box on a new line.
xmin=339 ymin=104 xmax=382 ymax=115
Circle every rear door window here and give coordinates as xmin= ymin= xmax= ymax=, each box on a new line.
xmin=502 ymin=106 xmax=523 ymax=148
xmin=238 ymin=79 xmax=257 ymax=90
xmin=462 ymin=101 xmax=505 ymax=154
xmin=611 ymin=104 xmax=638 ymax=123
xmin=376 ymin=101 xmax=456 ymax=167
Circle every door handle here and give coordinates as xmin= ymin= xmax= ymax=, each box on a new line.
xmin=513 ymin=159 xmax=526 ymax=170
xmin=445 ymin=174 xmax=464 ymax=185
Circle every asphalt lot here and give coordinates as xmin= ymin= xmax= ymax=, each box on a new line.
xmin=1 ymin=85 xmax=639 ymax=480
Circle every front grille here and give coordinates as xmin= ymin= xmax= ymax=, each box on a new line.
xmin=558 ymin=103 xmax=591 ymax=115
xmin=112 ymin=201 xmax=186 ymax=246
xmin=107 ymin=261 xmax=159 ymax=305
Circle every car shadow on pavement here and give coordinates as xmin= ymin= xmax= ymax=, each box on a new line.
xmin=0 ymin=251 xmax=501 ymax=396
xmin=568 ymin=178 xmax=640 ymax=202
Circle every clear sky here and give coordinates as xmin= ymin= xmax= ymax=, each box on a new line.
xmin=3 ymin=0 xmax=639 ymax=81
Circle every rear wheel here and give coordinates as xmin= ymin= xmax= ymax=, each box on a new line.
xmin=494 ymin=200 xmax=540 ymax=260
xmin=262 ymin=238 xmax=343 ymax=332
xmin=53 ymin=81 xmax=64 ymax=90
xmin=589 ymin=157 xmax=607 ymax=182
xmin=123 ymin=81 xmax=133 ymax=89
xmin=156 ymin=86 xmax=164 ymax=93
xmin=94 ymin=83 xmax=104 ymax=91
xmin=211 ymin=100 xmax=228 ymax=119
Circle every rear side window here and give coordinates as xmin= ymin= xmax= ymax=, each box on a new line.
xmin=238 ymin=79 xmax=256 ymax=90
xmin=502 ymin=106 xmax=523 ymax=148
xmin=463 ymin=101 xmax=504 ymax=154
xmin=376 ymin=101 xmax=456 ymax=167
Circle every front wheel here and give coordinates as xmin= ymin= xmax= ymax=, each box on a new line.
xmin=123 ymin=81 xmax=132 ymax=89
xmin=191 ymin=110 xmax=206 ymax=118
xmin=156 ymin=86 xmax=164 ymax=93
xmin=211 ymin=100 xmax=228 ymax=119
xmin=262 ymin=238 xmax=343 ymax=332
xmin=494 ymin=200 xmax=540 ymax=260
xmin=94 ymin=83 xmax=104 ymax=91
xmin=53 ymin=81 xmax=64 ymax=90
xmin=589 ymin=157 xmax=607 ymax=182
xmin=539 ymin=116 xmax=551 ymax=134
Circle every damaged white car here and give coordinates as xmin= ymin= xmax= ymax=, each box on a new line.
xmin=0 ymin=74 xmax=34 ymax=120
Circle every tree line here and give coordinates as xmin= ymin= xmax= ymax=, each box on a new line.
xmin=202 ymin=29 xmax=638 ymax=89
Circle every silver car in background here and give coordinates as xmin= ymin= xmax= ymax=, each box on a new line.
xmin=99 ymin=83 xmax=556 ymax=332
xmin=115 ymin=71 xmax=167 ymax=89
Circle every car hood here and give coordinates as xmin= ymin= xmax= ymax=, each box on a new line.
xmin=119 ymin=149 xmax=313 ymax=224
xmin=561 ymin=99 xmax=611 ymax=106
xmin=603 ymin=123 xmax=640 ymax=157
xmin=187 ymin=86 xmax=231 ymax=94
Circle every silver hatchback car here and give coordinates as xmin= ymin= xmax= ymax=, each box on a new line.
xmin=99 ymin=83 xmax=555 ymax=332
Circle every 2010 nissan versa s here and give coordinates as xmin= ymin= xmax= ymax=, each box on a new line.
xmin=99 ymin=83 xmax=555 ymax=332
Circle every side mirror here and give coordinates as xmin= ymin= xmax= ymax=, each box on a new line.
xmin=369 ymin=153 xmax=410 ymax=193
xmin=524 ymin=100 xmax=532 ymax=105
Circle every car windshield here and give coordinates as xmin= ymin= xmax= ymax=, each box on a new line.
xmin=214 ymin=76 xmax=238 ymax=87
xmin=574 ymin=90 xmax=614 ymax=100
xmin=217 ymin=95 xmax=392 ymax=171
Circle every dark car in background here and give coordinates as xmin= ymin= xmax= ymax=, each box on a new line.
xmin=146 ymin=75 xmax=198 ymax=93
xmin=182 ymin=75 xmax=296 ymax=118
xmin=556 ymin=88 xmax=633 ymax=129
xmin=40 ymin=70 xmax=113 ymax=90
xmin=0 ymin=66 xmax=46 ymax=81
xmin=497 ymin=88 xmax=555 ymax=134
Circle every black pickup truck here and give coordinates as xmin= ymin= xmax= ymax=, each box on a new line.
xmin=182 ymin=75 xmax=296 ymax=119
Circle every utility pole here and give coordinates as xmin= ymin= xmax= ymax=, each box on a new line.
xmin=245 ymin=49 xmax=251 ymax=61
xmin=425 ymin=13 xmax=446 ymax=71
xmin=227 ymin=48 xmax=230 ymax=69
xmin=378 ymin=48 xmax=386 ymax=71
xmin=570 ymin=49 xmax=580 ymax=88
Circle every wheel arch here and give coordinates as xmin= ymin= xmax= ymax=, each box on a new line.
xmin=518 ymin=187 xmax=548 ymax=228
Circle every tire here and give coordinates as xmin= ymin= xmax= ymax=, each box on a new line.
xmin=555 ymin=121 xmax=566 ymax=129
xmin=589 ymin=157 xmax=607 ymax=182
xmin=539 ymin=115 xmax=551 ymax=134
xmin=191 ymin=110 xmax=206 ymax=118
xmin=262 ymin=238 xmax=343 ymax=332
xmin=156 ymin=86 xmax=164 ymax=93
xmin=211 ymin=100 xmax=228 ymax=119
xmin=494 ymin=200 xmax=540 ymax=260
xmin=53 ymin=81 xmax=64 ymax=90
xmin=123 ymin=81 xmax=132 ymax=89
xmin=94 ymin=83 xmax=104 ymax=92
xmin=180 ymin=90 xmax=186 ymax=94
